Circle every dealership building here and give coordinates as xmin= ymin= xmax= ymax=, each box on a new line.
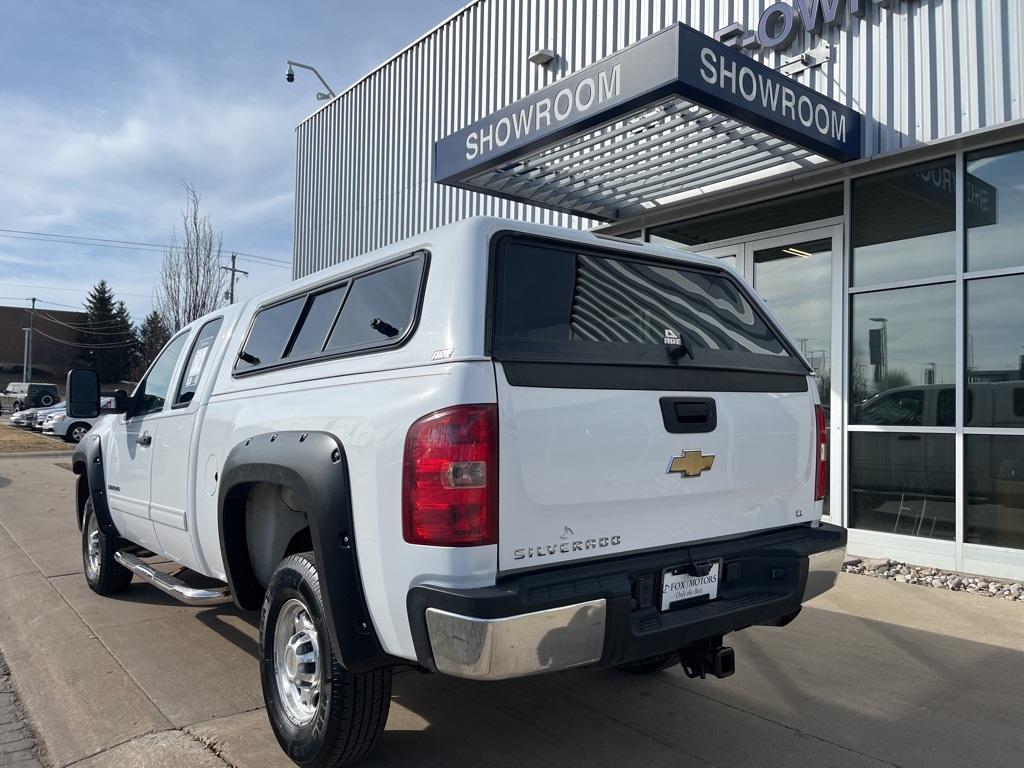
xmin=292 ymin=0 xmax=1024 ymax=579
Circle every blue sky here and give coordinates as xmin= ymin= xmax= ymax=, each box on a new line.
xmin=0 ymin=0 xmax=466 ymax=321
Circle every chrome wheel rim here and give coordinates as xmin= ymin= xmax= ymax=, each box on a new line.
xmin=274 ymin=598 xmax=321 ymax=725
xmin=71 ymin=426 xmax=87 ymax=442
xmin=84 ymin=514 xmax=101 ymax=579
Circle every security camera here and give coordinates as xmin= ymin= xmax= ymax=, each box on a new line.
xmin=286 ymin=65 xmax=295 ymax=83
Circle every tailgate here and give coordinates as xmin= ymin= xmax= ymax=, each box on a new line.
xmin=496 ymin=371 xmax=816 ymax=571
xmin=489 ymin=232 xmax=817 ymax=572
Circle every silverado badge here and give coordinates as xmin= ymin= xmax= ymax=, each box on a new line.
xmin=667 ymin=450 xmax=715 ymax=478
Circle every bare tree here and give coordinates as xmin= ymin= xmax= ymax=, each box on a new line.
xmin=155 ymin=183 xmax=226 ymax=332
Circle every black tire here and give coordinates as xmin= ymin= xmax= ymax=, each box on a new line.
xmin=12 ymin=400 xmax=23 ymax=412
xmin=615 ymin=651 xmax=679 ymax=675
xmin=39 ymin=394 xmax=55 ymax=406
xmin=64 ymin=422 xmax=91 ymax=443
xmin=82 ymin=499 xmax=133 ymax=595
xmin=260 ymin=552 xmax=392 ymax=767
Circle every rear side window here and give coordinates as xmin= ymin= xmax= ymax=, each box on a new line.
xmin=234 ymin=253 xmax=427 ymax=374
xmin=491 ymin=236 xmax=802 ymax=373
xmin=236 ymin=297 xmax=305 ymax=371
xmin=286 ymin=285 xmax=348 ymax=358
xmin=176 ymin=318 xmax=223 ymax=405
xmin=326 ymin=259 xmax=424 ymax=352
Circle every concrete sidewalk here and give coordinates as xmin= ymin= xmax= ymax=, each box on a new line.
xmin=1 ymin=455 xmax=1022 ymax=767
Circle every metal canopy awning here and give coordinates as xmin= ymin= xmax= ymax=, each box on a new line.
xmin=433 ymin=23 xmax=863 ymax=222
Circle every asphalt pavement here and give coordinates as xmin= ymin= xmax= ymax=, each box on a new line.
xmin=0 ymin=455 xmax=1022 ymax=768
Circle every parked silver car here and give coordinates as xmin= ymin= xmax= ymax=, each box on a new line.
xmin=8 ymin=402 xmax=66 ymax=429
xmin=40 ymin=398 xmax=113 ymax=442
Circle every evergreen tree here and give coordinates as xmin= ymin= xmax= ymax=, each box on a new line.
xmin=132 ymin=310 xmax=171 ymax=380
xmin=82 ymin=281 xmax=137 ymax=384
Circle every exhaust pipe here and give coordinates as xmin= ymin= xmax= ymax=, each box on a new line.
xmin=679 ymin=639 xmax=735 ymax=679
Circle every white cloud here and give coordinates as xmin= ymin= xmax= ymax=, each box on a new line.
xmin=0 ymin=62 xmax=300 ymax=318
xmin=0 ymin=0 xmax=470 ymax=321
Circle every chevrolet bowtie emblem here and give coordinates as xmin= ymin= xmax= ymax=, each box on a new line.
xmin=667 ymin=450 xmax=715 ymax=478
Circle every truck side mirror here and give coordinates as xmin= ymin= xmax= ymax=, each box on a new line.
xmin=66 ymin=368 xmax=101 ymax=418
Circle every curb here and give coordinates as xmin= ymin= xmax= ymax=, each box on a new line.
xmin=0 ymin=450 xmax=75 ymax=460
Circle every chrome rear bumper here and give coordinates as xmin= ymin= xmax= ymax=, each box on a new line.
xmin=425 ymin=599 xmax=606 ymax=680
xmin=411 ymin=523 xmax=847 ymax=681
xmin=802 ymin=546 xmax=846 ymax=602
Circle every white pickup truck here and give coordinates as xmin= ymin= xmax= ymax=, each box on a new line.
xmin=67 ymin=217 xmax=845 ymax=768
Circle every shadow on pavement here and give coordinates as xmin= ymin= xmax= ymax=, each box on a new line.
xmin=357 ymin=606 xmax=1024 ymax=768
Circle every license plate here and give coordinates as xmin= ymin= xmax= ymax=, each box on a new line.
xmin=660 ymin=560 xmax=721 ymax=611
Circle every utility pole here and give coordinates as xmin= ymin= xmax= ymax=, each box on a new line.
xmin=220 ymin=252 xmax=248 ymax=304
xmin=21 ymin=297 xmax=36 ymax=383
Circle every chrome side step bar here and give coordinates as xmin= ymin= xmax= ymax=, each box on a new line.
xmin=114 ymin=550 xmax=232 ymax=606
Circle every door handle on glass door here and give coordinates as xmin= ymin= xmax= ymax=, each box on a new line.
xmin=137 ymin=433 xmax=152 ymax=446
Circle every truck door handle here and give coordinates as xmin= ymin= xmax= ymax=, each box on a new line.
xmin=136 ymin=433 xmax=152 ymax=446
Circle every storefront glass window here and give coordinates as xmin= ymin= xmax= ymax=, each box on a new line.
xmin=848 ymin=432 xmax=955 ymax=540
xmin=966 ymin=274 xmax=1024 ymax=427
xmin=966 ymin=141 xmax=1024 ymax=273
xmin=852 ymin=158 xmax=957 ymax=286
xmin=754 ymin=238 xmax=831 ymax=404
xmin=966 ymin=436 xmax=1024 ymax=550
xmin=849 ymin=283 xmax=955 ymax=424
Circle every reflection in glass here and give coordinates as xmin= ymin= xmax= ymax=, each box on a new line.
xmin=966 ymin=274 xmax=1024 ymax=427
xmin=966 ymin=141 xmax=1024 ymax=272
xmin=966 ymin=436 xmax=1024 ymax=550
xmin=852 ymin=158 xmax=956 ymax=286
xmin=754 ymin=238 xmax=831 ymax=405
xmin=848 ymin=433 xmax=955 ymax=540
xmin=849 ymin=284 xmax=955 ymax=424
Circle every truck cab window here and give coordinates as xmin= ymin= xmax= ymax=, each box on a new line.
xmin=134 ymin=332 xmax=190 ymax=416
xmin=176 ymin=318 xmax=224 ymax=406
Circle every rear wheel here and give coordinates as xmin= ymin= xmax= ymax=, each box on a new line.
xmin=39 ymin=393 xmax=55 ymax=406
xmin=260 ymin=552 xmax=392 ymax=767
xmin=82 ymin=500 xmax=133 ymax=595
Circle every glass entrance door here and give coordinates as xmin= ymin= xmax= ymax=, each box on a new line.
xmin=694 ymin=224 xmax=844 ymax=520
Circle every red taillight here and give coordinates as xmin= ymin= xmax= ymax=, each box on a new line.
xmin=402 ymin=404 xmax=498 ymax=546
xmin=814 ymin=404 xmax=828 ymax=502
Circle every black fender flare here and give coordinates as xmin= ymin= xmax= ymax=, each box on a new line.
xmin=218 ymin=430 xmax=393 ymax=672
xmin=71 ymin=435 xmax=119 ymax=536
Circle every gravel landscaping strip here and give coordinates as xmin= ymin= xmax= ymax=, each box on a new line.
xmin=844 ymin=557 xmax=1024 ymax=602
xmin=0 ymin=654 xmax=45 ymax=767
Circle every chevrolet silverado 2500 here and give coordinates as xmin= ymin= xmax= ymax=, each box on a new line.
xmin=67 ymin=217 xmax=846 ymax=767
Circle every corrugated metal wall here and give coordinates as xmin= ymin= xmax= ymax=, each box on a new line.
xmin=294 ymin=0 xmax=1024 ymax=277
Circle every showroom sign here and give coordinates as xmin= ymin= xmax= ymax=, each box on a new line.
xmin=434 ymin=22 xmax=862 ymax=185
